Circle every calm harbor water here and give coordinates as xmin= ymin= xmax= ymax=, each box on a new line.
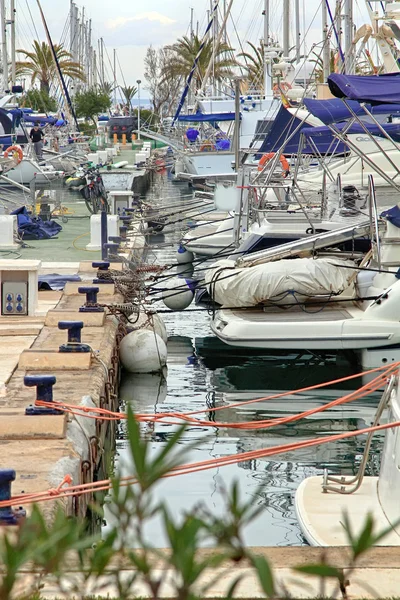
xmin=109 ymin=170 xmax=384 ymax=547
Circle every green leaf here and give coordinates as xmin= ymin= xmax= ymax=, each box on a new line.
xmin=250 ymin=555 xmax=275 ymax=597
xmin=126 ymin=405 xmax=147 ymax=484
xmin=225 ymin=574 xmax=245 ymax=599
xmin=294 ymin=564 xmax=344 ymax=580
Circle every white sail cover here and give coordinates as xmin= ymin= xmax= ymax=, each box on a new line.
xmin=205 ymin=257 xmax=356 ymax=307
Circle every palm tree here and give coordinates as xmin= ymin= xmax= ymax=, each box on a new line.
xmin=119 ymin=85 xmax=137 ymax=113
xmin=97 ymin=81 xmax=115 ymax=97
xmin=238 ymin=41 xmax=264 ymax=88
xmin=16 ymin=41 xmax=85 ymax=94
xmin=162 ymin=35 xmax=236 ymax=90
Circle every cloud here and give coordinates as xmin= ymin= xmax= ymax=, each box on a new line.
xmin=106 ymin=12 xmax=175 ymax=30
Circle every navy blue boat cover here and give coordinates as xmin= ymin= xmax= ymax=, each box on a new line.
xmin=302 ymin=120 xmax=400 ymax=142
xmin=11 ymin=206 xmax=62 ymax=240
xmin=381 ymin=205 xmax=400 ymax=228
xmin=304 ymin=97 xmax=400 ymax=125
xmin=256 ymin=105 xmax=348 ymax=156
xmin=328 ymin=73 xmax=400 ymax=104
xmin=177 ymin=111 xmax=237 ymax=122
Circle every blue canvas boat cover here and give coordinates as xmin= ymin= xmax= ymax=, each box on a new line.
xmin=328 ymin=72 xmax=400 ymax=104
xmin=177 ymin=111 xmax=237 ymax=122
xmin=304 ymin=98 xmax=400 ymax=125
xmin=11 ymin=206 xmax=62 ymax=240
xmin=38 ymin=274 xmax=81 ymax=291
xmin=302 ymin=120 xmax=400 ymax=142
xmin=381 ymin=205 xmax=400 ymax=229
xmin=256 ymin=105 xmax=348 ymax=156
xmin=24 ymin=115 xmax=58 ymax=125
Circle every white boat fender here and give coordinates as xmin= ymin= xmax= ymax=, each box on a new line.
xmin=162 ymin=276 xmax=195 ymax=310
xmin=176 ymin=262 xmax=194 ymax=278
xmin=119 ymin=329 xmax=167 ymax=373
xmin=143 ymin=312 xmax=168 ymax=344
xmin=176 ymin=244 xmax=194 ymax=264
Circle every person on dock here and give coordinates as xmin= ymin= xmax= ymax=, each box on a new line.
xmin=30 ymin=124 xmax=45 ymax=161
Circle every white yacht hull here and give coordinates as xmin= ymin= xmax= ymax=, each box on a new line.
xmin=211 ymin=305 xmax=400 ymax=350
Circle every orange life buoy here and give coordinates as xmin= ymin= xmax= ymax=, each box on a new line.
xmin=199 ymin=141 xmax=216 ymax=152
xmin=258 ymin=152 xmax=290 ymax=176
xmin=4 ymin=145 xmax=23 ymax=163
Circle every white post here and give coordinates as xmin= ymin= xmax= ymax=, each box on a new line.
xmin=10 ymin=0 xmax=15 ymax=88
xmin=0 ymin=0 xmax=7 ymax=93
xmin=136 ymin=79 xmax=141 ymax=140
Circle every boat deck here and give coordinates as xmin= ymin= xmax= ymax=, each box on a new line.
xmin=295 ymin=475 xmax=400 ymax=546
xmin=232 ymin=305 xmax=353 ymax=322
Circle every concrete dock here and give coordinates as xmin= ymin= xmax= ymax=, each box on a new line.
xmin=0 ymin=261 xmax=125 ymax=521
xmin=0 ymin=146 xmax=152 ymax=522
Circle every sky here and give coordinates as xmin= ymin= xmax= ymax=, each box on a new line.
xmin=15 ymin=0 xmax=372 ymax=95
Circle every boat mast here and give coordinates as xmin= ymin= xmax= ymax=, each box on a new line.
xmin=295 ymin=0 xmax=301 ymax=63
xmin=87 ymin=19 xmax=92 ymax=88
xmin=190 ymin=7 xmax=194 ymax=38
xmin=113 ymin=48 xmax=117 ymax=107
xmin=322 ymin=0 xmax=330 ymax=82
xmin=200 ymin=0 xmax=234 ymax=95
xmin=263 ymin=0 xmax=272 ymax=96
xmin=10 ymin=0 xmax=15 ymax=88
xmin=92 ymin=49 xmax=97 ymax=87
xmin=343 ymin=0 xmax=354 ymax=72
xmin=283 ymin=0 xmax=290 ymax=58
xmin=0 ymin=0 xmax=8 ymax=93
xmin=212 ymin=0 xmax=218 ymax=95
xmin=99 ymin=38 xmax=105 ymax=85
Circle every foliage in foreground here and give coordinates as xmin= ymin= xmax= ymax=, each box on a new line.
xmin=0 ymin=407 xmax=394 ymax=600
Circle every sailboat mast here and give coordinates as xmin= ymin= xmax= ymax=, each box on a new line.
xmin=295 ymin=0 xmax=300 ymax=63
xmin=0 ymin=0 xmax=7 ymax=92
xmin=263 ymin=0 xmax=272 ymax=96
xmin=283 ymin=0 xmax=290 ymax=57
xmin=343 ymin=0 xmax=353 ymax=72
xmin=113 ymin=48 xmax=117 ymax=107
xmin=322 ymin=0 xmax=330 ymax=82
xmin=10 ymin=0 xmax=15 ymax=87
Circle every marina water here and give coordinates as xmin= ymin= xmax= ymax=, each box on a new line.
xmin=106 ymin=169 xmax=384 ymax=547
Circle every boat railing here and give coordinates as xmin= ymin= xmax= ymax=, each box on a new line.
xmin=322 ymin=374 xmax=396 ymax=495
xmin=368 ymin=174 xmax=382 ymax=270
xmin=337 ymin=173 xmax=343 ymax=209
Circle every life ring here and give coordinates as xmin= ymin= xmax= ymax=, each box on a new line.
xmin=199 ymin=141 xmax=215 ymax=152
xmin=4 ymin=145 xmax=23 ymax=163
xmin=258 ymin=152 xmax=290 ymax=176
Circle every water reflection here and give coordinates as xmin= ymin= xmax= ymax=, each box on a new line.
xmin=109 ymin=172 xmax=384 ymax=548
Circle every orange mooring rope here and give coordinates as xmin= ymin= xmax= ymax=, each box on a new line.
xmin=1 ymin=362 xmax=398 ymax=509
